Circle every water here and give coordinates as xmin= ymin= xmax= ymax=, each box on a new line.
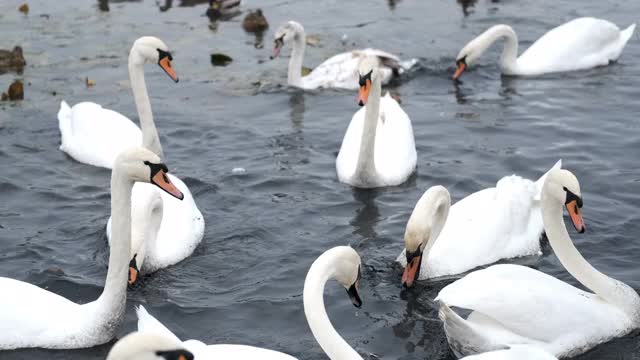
xmin=1 ymin=0 xmax=639 ymax=358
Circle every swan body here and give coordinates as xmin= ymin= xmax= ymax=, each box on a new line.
xmin=460 ymin=345 xmax=557 ymax=360
xmin=272 ymin=21 xmax=417 ymax=90
xmin=107 ymin=332 xmax=193 ymax=360
xmin=136 ymin=306 xmax=297 ymax=360
xmin=453 ymin=17 xmax=636 ymax=79
xmin=336 ymin=57 xmax=416 ymax=188
xmin=106 ymin=173 xmax=204 ymax=275
xmin=398 ymin=161 xmax=561 ymax=284
xmin=0 ymin=148 xmax=184 ymax=349
xmin=58 ymin=101 xmax=142 ymax=169
xmin=136 ymin=246 xmax=364 ymax=360
xmin=436 ymin=169 xmax=640 ymax=358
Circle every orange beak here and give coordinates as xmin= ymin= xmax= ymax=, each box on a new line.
xmin=402 ymin=255 xmax=421 ymax=288
xmin=357 ymin=79 xmax=371 ymax=106
xmin=159 ymin=56 xmax=179 ymax=83
xmin=566 ymin=200 xmax=585 ymax=233
xmin=152 ymin=170 xmax=184 ymax=200
xmin=128 ymin=266 xmax=138 ymax=285
xmin=453 ymin=62 xmax=466 ymax=80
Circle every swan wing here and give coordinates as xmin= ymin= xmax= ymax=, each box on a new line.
xmin=136 ymin=305 xmax=182 ymax=344
xmin=58 ymin=101 xmax=142 ymax=169
xmin=461 ymin=345 xmax=557 ymax=360
xmin=436 ymin=264 xmax=633 ymax=356
xmin=518 ymin=17 xmax=635 ymax=74
xmin=372 ymin=93 xmax=416 ymax=186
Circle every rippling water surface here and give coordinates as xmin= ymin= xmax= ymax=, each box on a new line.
xmin=1 ymin=0 xmax=639 ymax=358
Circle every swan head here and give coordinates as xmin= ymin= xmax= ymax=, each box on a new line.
xmin=114 ymin=147 xmax=184 ymax=201
xmin=106 ymin=332 xmax=193 ymax=360
xmin=132 ymin=36 xmax=179 ymax=83
xmin=270 ymin=20 xmax=304 ymax=59
xmin=453 ymin=25 xmax=511 ymax=80
xmin=320 ymin=246 xmax=363 ymax=308
xmin=402 ymin=186 xmax=451 ymax=287
xmin=356 ymin=56 xmax=380 ymax=106
xmin=543 ymin=169 xmax=585 ymax=233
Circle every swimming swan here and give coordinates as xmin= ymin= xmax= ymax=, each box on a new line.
xmin=58 ymin=36 xmax=178 ymax=169
xmin=0 ymin=147 xmax=184 ymax=349
xmin=436 ymin=169 xmax=640 ymax=358
xmin=398 ymin=161 xmax=561 ymax=286
xmin=136 ymin=246 xmax=364 ymax=359
xmin=453 ymin=17 xmax=636 ymax=79
xmin=336 ymin=56 xmax=416 ymax=188
xmin=271 ymin=20 xmax=417 ymax=90
xmin=106 ymin=332 xmax=194 ymax=360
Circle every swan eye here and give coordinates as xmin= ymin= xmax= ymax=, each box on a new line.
xmin=563 ymin=187 xmax=583 ymax=208
xmin=358 ymin=70 xmax=372 ymax=87
xmin=157 ymin=48 xmax=173 ymax=62
xmin=456 ymin=56 xmax=467 ymax=67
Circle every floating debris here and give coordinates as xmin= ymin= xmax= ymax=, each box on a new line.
xmin=2 ymin=80 xmax=24 ymax=101
xmin=210 ymin=53 xmax=233 ymax=67
xmin=306 ymin=34 xmax=321 ymax=47
xmin=0 ymin=46 xmax=26 ymax=74
xmin=242 ymin=9 xmax=268 ymax=33
xmin=86 ymin=77 xmax=96 ymax=87
xmin=18 ymin=3 xmax=29 ymax=14
xmin=231 ymin=167 xmax=246 ymax=175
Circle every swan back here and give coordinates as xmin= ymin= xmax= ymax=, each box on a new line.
xmin=107 ymin=332 xmax=193 ymax=360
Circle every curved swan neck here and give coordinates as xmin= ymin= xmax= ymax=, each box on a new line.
xmin=542 ymin=192 xmax=629 ymax=308
xmin=304 ymin=254 xmax=362 ymax=360
xmin=130 ymin=190 xmax=163 ymax=269
xmin=472 ymin=25 xmax=519 ymax=74
xmin=128 ymin=50 xmax=164 ymax=159
xmin=406 ymin=187 xmax=451 ymax=258
xmin=287 ymin=28 xmax=306 ymax=87
xmin=95 ymin=168 xmax=133 ymax=318
xmin=354 ymin=73 xmax=381 ymax=183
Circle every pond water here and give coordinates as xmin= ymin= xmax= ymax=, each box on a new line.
xmin=0 ymin=0 xmax=639 ymax=358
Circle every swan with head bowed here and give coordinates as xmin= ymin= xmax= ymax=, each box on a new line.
xmin=452 ymin=17 xmax=636 ymax=79
xmin=436 ymin=169 xmax=640 ymax=358
xmin=336 ymin=56 xmax=416 ymax=188
xmin=136 ymin=246 xmax=364 ymax=360
xmin=271 ymin=20 xmax=418 ymax=90
xmin=0 ymin=147 xmax=184 ymax=349
xmin=57 ymin=36 xmax=204 ymax=284
xmin=106 ymin=332 xmax=194 ymax=360
xmin=398 ymin=161 xmax=561 ymax=286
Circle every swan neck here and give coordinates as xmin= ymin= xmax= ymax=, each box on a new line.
xmin=354 ymin=74 xmax=381 ymax=182
xmin=542 ymin=194 xmax=621 ymax=304
xmin=496 ymin=26 xmax=519 ymax=73
xmin=304 ymin=257 xmax=362 ymax=360
xmin=96 ymin=169 xmax=133 ymax=320
xmin=129 ymin=51 xmax=163 ymax=159
xmin=288 ymin=30 xmax=306 ymax=87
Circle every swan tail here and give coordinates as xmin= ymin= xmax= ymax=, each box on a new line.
xmin=58 ymin=100 xmax=73 ymax=149
xmin=620 ymin=23 xmax=636 ymax=48
xmin=534 ymin=159 xmax=562 ymax=201
xmin=136 ymin=305 xmax=182 ymax=344
xmin=439 ymin=302 xmax=505 ymax=357
xmin=398 ymin=58 xmax=419 ymax=73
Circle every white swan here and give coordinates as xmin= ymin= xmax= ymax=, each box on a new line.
xmin=436 ymin=169 xmax=640 ymax=358
xmin=336 ymin=56 xmax=416 ymax=188
xmin=452 ymin=17 xmax=636 ymax=79
xmin=106 ymin=172 xmax=204 ymax=283
xmin=136 ymin=246 xmax=364 ymax=360
xmin=461 ymin=346 xmax=557 ymax=360
xmin=58 ymin=36 xmax=178 ymax=169
xmin=398 ymin=161 xmax=561 ymax=286
xmin=106 ymin=332 xmax=194 ymax=360
xmin=271 ymin=20 xmax=417 ymax=90
xmin=0 ymin=147 xmax=184 ymax=349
